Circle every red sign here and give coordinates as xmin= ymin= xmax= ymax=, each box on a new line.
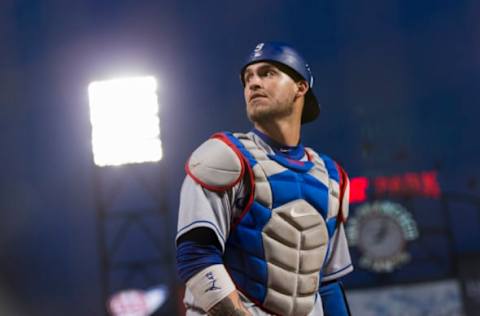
xmin=350 ymin=171 xmax=441 ymax=203
xmin=350 ymin=177 xmax=369 ymax=203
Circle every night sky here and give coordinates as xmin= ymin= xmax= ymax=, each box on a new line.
xmin=1 ymin=0 xmax=479 ymax=315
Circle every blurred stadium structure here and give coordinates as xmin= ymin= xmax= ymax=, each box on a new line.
xmin=344 ymin=172 xmax=480 ymax=315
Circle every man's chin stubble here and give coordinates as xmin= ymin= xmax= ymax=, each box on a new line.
xmin=247 ymin=109 xmax=293 ymax=125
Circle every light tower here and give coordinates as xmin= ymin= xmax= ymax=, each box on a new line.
xmin=88 ymin=76 xmax=174 ymax=315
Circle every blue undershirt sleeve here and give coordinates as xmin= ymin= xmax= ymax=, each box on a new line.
xmin=319 ymin=281 xmax=351 ymax=316
xmin=176 ymin=240 xmax=223 ymax=283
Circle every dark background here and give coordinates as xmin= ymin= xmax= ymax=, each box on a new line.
xmin=1 ymin=0 xmax=479 ymax=315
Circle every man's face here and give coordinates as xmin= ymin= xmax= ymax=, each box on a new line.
xmin=243 ymin=62 xmax=302 ymax=124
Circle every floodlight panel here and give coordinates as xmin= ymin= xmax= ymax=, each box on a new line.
xmin=88 ymin=76 xmax=163 ymax=167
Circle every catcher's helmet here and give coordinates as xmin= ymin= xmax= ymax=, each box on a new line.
xmin=240 ymin=42 xmax=320 ymax=124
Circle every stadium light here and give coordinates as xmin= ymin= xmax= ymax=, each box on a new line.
xmin=88 ymin=76 xmax=163 ymax=167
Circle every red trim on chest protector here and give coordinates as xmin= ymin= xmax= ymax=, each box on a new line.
xmin=210 ymin=133 xmax=256 ymax=230
xmin=336 ymin=162 xmax=348 ymax=223
xmin=305 ymin=149 xmax=313 ymax=162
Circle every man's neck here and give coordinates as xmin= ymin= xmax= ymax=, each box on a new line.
xmin=253 ymin=119 xmax=301 ymax=146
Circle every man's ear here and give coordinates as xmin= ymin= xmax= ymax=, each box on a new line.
xmin=296 ymin=80 xmax=309 ymax=97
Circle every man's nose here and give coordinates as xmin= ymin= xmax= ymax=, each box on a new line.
xmin=247 ymin=74 xmax=262 ymax=90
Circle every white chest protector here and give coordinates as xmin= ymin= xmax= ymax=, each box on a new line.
xmin=186 ymin=132 xmax=348 ymax=316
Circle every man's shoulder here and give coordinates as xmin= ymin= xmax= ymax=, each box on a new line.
xmin=305 ymin=147 xmax=348 ymax=180
xmin=189 ymin=131 xmax=248 ymax=160
xmin=185 ymin=132 xmax=245 ymax=191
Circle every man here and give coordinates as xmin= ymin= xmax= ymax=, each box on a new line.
xmin=176 ymin=42 xmax=353 ymax=316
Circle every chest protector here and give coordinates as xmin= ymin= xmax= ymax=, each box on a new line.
xmin=209 ymin=132 xmax=343 ymax=316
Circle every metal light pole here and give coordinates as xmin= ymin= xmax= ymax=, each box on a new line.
xmin=88 ymin=76 xmax=175 ymax=315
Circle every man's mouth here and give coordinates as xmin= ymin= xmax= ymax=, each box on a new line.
xmin=250 ymin=93 xmax=267 ymax=102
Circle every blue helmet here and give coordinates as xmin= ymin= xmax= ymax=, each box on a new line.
xmin=240 ymin=42 xmax=320 ymax=124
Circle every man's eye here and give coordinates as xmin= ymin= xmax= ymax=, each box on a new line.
xmin=267 ymin=70 xmax=276 ymax=77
